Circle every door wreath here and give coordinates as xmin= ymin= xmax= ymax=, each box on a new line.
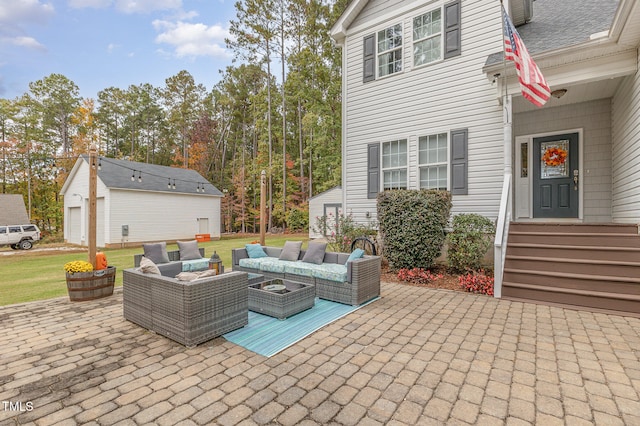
xmin=542 ymin=147 xmax=567 ymax=167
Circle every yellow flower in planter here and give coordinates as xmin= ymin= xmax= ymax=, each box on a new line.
xmin=64 ymin=260 xmax=94 ymax=274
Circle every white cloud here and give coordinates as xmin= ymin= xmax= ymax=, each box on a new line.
xmin=67 ymin=0 xmax=112 ymax=9
xmin=0 ymin=0 xmax=54 ymax=25
xmin=0 ymin=0 xmax=55 ymax=35
xmin=0 ymin=1 xmax=53 ymax=50
xmin=68 ymin=0 xmax=181 ymax=14
xmin=6 ymin=36 xmax=47 ymax=51
xmin=153 ymin=20 xmax=230 ymax=58
xmin=115 ymin=0 xmax=182 ymax=14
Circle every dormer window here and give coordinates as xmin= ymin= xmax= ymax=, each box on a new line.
xmin=377 ymin=24 xmax=403 ymax=77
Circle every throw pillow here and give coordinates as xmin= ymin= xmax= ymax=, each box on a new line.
xmin=143 ymin=242 xmax=170 ymax=264
xmin=139 ymin=256 xmax=161 ymax=275
xmin=346 ymin=248 xmax=365 ymax=265
xmin=279 ymin=241 xmax=302 ymax=261
xmin=246 ymin=244 xmax=268 ymax=258
xmin=192 ymin=269 xmax=217 ymax=280
xmin=176 ymin=272 xmax=200 ymax=282
xmin=302 ymin=241 xmax=327 ymax=265
xmin=177 ymin=240 xmax=202 ymax=260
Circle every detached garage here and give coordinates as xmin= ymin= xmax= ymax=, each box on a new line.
xmin=61 ymin=156 xmax=223 ymax=248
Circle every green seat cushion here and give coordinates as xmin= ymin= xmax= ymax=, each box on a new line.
xmin=258 ymin=258 xmax=287 ymax=273
xmin=239 ymin=257 xmax=267 ymax=270
xmin=182 ymin=258 xmax=209 ymax=272
xmin=313 ymin=263 xmax=348 ymax=283
xmin=283 ymin=261 xmax=316 ymax=278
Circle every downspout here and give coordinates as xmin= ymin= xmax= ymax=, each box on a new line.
xmin=339 ymin=38 xmax=348 ymax=216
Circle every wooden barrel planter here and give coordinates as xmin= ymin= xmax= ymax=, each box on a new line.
xmin=66 ymin=266 xmax=116 ymax=301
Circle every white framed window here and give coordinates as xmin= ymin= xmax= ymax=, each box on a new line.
xmin=377 ymin=24 xmax=402 ymax=77
xmin=413 ymin=8 xmax=442 ymax=67
xmin=419 ymin=133 xmax=448 ymax=190
xmin=382 ymin=139 xmax=407 ymax=190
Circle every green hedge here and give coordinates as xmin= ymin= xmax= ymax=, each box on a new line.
xmin=377 ymin=189 xmax=452 ymax=271
xmin=447 ymin=213 xmax=495 ymax=273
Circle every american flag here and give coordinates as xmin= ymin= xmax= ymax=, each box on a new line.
xmin=502 ymin=6 xmax=550 ymax=107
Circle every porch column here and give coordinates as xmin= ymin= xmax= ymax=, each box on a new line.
xmin=503 ymin=94 xmax=512 ymax=175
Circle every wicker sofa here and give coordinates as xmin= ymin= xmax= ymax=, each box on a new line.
xmin=231 ymin=246 xmax=381 ymax=306
xmin=123 ymin=267 xmax=248 ymax=347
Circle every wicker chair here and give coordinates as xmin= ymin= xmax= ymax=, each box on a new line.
xmin=123 ymin=268 xmax=248 ymax=347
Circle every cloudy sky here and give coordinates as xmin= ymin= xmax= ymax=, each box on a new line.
xmin=0 ymin=0 xmax=237 ymax=99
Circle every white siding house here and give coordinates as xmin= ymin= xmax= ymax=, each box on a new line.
xmin=60 ymin=156 xmax=223 ymax=248
xmin=332 ymin=0 xmax=640 ymax=303
xmin=309 ymin=186 xmax=343 ymax=239
xmin=331 ymin=0 xmax=640 ymax=224
xmin=332 ymin=0 xmax=505 ymax=224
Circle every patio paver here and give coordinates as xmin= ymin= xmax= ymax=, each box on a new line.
xmin=1 ymin=281 xmax=639 ymax=425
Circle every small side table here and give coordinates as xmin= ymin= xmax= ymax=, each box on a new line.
xmin=248 ymin=279 xmax=315 ymax=320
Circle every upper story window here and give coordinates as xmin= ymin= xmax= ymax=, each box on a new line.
xmin=413 ymin=8 xmax=442 ymax=66
xmin=419 ymin=133 xmax=448 ymax=190
xmin=362 ymin=1 xmax=460 ymax=83
xmin=377 ymin=24 xmax=403 ymax=77
xmin=382 ymin=139 xmax=408 ymax=190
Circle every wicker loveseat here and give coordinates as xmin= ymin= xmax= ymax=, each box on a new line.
xmin=231 ymin=246 xmax=381 ymax=306
xmin=123 ymin=267 xmax=248 ymax=347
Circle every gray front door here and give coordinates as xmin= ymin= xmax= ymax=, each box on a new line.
xmin=533 ymin=133 xmax=579 ymax=218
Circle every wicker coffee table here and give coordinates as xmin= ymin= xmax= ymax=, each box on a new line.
xmin=248 ymin=279 xmax=315 ymax=320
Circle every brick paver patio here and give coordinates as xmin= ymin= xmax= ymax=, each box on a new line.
xmin=1 ymin=281 xmax=639 ymax=425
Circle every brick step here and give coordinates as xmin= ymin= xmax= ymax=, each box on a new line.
xmin=502 ymin=281 xmax=640 ymax=317
xmin=506 ymin=243 xmax=640 ymax=262
xmin=504 ymin=256 xmax=640 ymax=279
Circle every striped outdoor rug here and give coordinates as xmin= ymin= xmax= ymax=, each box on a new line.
xmin=223 ymin=297 xmax=379 ymax=357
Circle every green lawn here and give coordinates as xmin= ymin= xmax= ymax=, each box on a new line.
xmin=0 ymin=234 xmax=308 ymax=307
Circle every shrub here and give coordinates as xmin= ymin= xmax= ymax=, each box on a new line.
xmin=458 ymin=270 xmax=494 ymax=296
xmin=286 ymin=208 xmax=309 ymax=232
xmin=377 ymin=189 xmax=452 ymax=271
xmin=447 ymin=213 xmax=495 ymax=273
xmin=397 ymin=268 xmax=443 ymax=285
xmin=313 ymin=213 xmax=377 ymax=253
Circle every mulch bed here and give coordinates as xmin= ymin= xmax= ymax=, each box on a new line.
xmin=381 ymin=264 xmax=463 ymax=292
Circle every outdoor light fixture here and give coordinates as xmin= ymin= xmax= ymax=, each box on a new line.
xmin=551 ymin=89 xmax=567 ymax=99
xmin=131 ymin=171 xmax=135 ymax=181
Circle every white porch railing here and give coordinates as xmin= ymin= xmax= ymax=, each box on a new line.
xmin=493 ymin=173 xmax=512 ymax=298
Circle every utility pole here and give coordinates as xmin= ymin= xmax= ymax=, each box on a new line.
xmin=88 ymin=146 xmax=98 ymax=269
xmin=260 ymin=170 xmax=266 ymax=246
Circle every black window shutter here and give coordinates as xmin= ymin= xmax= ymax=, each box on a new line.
xmin=363 ymin=34 xmax=375 ymax=82
xmin=444 ymin=0 xmax=461 ymax=59
xmin=367 ymin=143 xmax=380 ymax=199
xmin=450 ymin=129 xmax=468 ymax=195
